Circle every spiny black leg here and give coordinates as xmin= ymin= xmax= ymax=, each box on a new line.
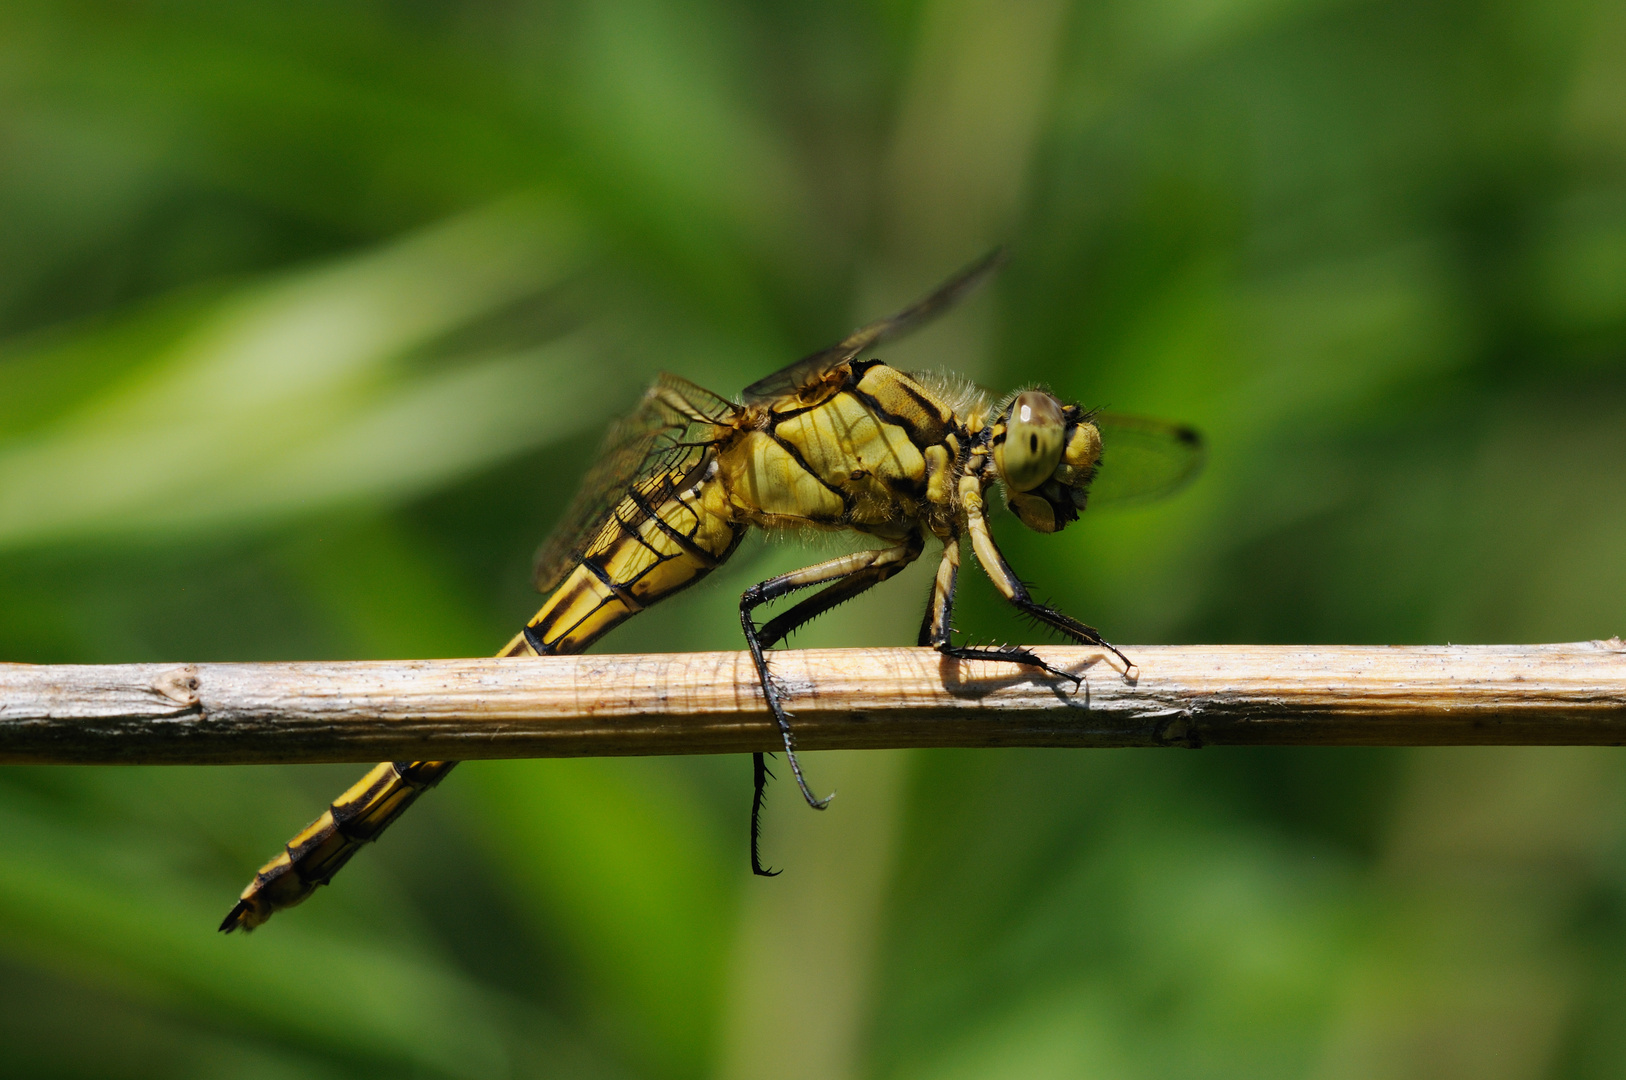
xmin=741 ymin=593 xmax=832 ymax=812
xmin=936 ymin=642 xmax=1083 ymax=686
xmin=750 ymin=752 xmax=780 ymax=877
xmin=1012 ymin=600 xmax=1134 ymax=670
xmin=922 ymin=535 xmax=1117 ymax=682
xmin=755 ymin=563 xmax=897 ymax=651
xmin=751 ymin=564 xmax=909 ymax=808
xmin=738 ymin=536 xmax=924 ymax=815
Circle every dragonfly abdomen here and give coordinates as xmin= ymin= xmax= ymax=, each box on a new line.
xmin=221 ymin=459 xmax=743 ymax=932
xmin=505 ymin=455 xmax=745 ymax=657
xmin=220 ymin=759 xmax=456 ymax=931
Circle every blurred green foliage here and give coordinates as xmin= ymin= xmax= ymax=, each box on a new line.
xmin=1 ymin=0 xmax=1624 ymax=1077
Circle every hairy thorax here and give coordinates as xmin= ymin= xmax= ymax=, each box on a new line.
xmin=717 ymin=360 xmax=974 ymax=540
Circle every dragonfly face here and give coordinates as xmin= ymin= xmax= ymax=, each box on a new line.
xmin=989 ymin=391 xmax=1102 ymax=533
xmin=220 ymin=251 xmax=1203 ymax=931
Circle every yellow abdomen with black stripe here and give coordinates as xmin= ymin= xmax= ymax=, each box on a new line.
xmin=503 ymin=454 xmax=746 ymax=658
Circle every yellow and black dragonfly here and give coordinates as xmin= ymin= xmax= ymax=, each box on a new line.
xmin=221 ymin=252 xmax=1203 ymax=932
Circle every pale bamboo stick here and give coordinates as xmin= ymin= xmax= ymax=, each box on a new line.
xmin=0 ymin=640 xmax=1623 ymax=765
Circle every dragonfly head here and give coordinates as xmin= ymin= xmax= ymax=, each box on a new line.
xmin=992 ymin=391 xmax=1101 ymax=533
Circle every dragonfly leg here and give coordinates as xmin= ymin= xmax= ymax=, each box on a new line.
xmin=961 ymin=495 xmax=1134 ymax=672
xmin=917 ymin=534 xmax=1086 ymax=683
xmin=740 ymin=533 xmax=925 ymax=871
xmin=751 ymin=752 xmax=780 ymax=876
xmin=935 ymin=642 xmax=1086 ymax=685
xmin=752 ymin=535 xmax=926 ymax=649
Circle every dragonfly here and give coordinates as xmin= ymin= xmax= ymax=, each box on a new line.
xmin=220 ymin=251 xmax=1203 ymax=932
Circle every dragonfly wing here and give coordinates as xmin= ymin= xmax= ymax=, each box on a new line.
xmin=1088 ymin=412 xmax=1206 ymax=507
xmin=742 ymin=248 xmax=1007 ymax=404
xmin=532 ymin=373 xmax=739 ymax=594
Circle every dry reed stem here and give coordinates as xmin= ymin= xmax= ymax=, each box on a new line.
xmin=0 ymin=640 xmax=1623 ymax=765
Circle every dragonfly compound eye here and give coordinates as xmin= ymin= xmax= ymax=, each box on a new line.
xmin=998 ymin=391 xmax=1066 ymax=492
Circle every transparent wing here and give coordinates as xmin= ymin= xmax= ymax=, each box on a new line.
xmin=1088 ymin=413 xmax=1206 ymax=507
xmin=532 ymin=373 xmax=739 ymax=594
xmin=742 ymin=248 xmax=1007 ymax=404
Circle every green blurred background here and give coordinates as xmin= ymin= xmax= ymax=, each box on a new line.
xmin=1 ymin=0 xmax=1624 ymax=1076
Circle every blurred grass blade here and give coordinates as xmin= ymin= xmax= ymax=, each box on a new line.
xmin=0 ymin=198 xmax=590 ymax=549
xmin=465 ymin=758 xmax=734 ymax=1078
xmin=0 ymin=792 xmax=524 ymax=1078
